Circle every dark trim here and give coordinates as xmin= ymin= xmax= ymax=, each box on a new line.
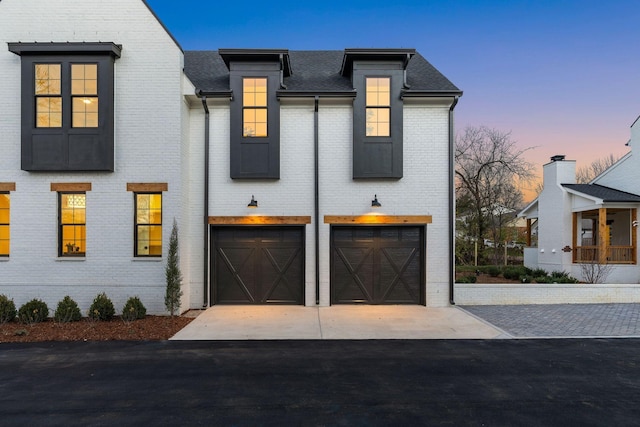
xmin=449 ymin=96 xmax=460 ymax=305
xmin=196 ymin=90 xmax=233 ymax=99
xmin=402 ymin=90 xmax=464 ymax=98
xmin=340 ymin=48 xmax=416 ymax=76
xmin=133 ymin=192 xmax=163 ymax=258
xmin=9 ymin=42 xmax=122 ymax=58
xmin=352 ymin=67 xmax=404 ymax=179
xmin=201 ymin=96 xmax=210 ymax=308
xmin=314 ymin=96 xmax=320 ymax=305
xmin=277 ymin=91 xmax=357 ymax=98
xmin=58 ymin=191 xmax=87 ymax=258
xmin=219 ymin=49 xmax=291 ymax=77
xmin=18 ymin=52 xmax=117 ymax=171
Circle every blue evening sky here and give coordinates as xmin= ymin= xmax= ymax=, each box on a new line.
xmin=146 ymin=0 xmax=639 ymax=193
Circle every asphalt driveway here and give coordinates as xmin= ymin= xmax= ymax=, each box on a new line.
xmin=2 ymin=339 xmax=640 ymax=426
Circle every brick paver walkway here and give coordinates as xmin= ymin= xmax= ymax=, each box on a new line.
xmin=461 ymin=304 xmax=640 ymax=337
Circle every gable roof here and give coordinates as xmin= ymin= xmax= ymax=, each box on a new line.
xmin=562 ymin=184 xmax=640 ymax=203
xmin=184 ymin=50 xmax=461 ymax=96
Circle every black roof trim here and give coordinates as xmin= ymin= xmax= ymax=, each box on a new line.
xmin=218 ymin=48 xmax=291 ymax=76
xmin=340 ymin=48 xmax=416 ymax=76
xmin=562 ymin=184 xmax=640 ymax=203
xmin=8 ymin=42 xmax=122 ymax=58
xmin=197 ymin=90 xmax=233 ymax=98
xmin=277 ymin=90 xmax=357 ymax=98
xmin=402 ymin=90 xmax=463 ymax=98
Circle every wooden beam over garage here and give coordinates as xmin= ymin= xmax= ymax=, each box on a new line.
xmin=208 ymin=216 xmax=311 ymax=225
xmin=324 ymin=215 xmax=432 ymax=225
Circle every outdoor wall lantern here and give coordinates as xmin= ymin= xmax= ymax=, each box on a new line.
xmin=371 ymin=195 xmax=381 ymax=208
xmin=248 ymin=195 xmax=258 ymax=208
xmin=540 ymin=249 xmax=545 ymax=253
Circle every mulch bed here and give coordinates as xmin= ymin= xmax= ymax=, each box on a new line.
xmin=0 ymin=315 xmax=193 ymax=343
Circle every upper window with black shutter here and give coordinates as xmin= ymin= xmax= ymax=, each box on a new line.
xmin=342 ymin=49 xmax=415 ymax=179
xmin=220 ymin=49 xmax=290 ymax=179
xmin=8 ymin=42 xmax=121 ymax=172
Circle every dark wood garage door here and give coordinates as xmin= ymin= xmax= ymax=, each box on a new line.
xmin=331 ymin=226 xmax=424 ymax=304
xmin=212 ymin=226 xmax=304 ymax=304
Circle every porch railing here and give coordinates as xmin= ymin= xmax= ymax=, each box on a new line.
xmin=573 ymin=245 xmax=636 ymax=264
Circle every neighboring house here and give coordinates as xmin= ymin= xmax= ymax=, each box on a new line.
xmin=519 ymin=116 xmax=640 ymax=283
xmin=0 ymin=0 xmax=462 ymax=313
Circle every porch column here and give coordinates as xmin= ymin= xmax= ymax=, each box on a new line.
xmin=572 ymin=213 xmax=577 ymax=263
xmin=633 ymin=209 xmax=637 ymax=264
xmin=598 ymin=207 xmax=607 ymax=264
xmin=526 ymin=219 xmax=532 ymax=247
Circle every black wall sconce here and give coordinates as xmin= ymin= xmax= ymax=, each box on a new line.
xmin=371 ymin=195 xmax=381 ymax=208
xmin=248 ymin=195 xmax=258 ymax=208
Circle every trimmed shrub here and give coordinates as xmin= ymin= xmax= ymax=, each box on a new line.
xmin=534 ymin=276 xmax=553 ymax=284
xmin=487 ymin=266 xmax=501 ymax=277
xmin=88 ymin=293 xmax=115 ymax=321
xmin=530 ymin=268 xmax=547 ymax=278
xmin=550 ymin=271 xmax=579 ymax=283
xmin=54 ymin=296 xmax=82 ymax=323
xmin=122 ymin=297 xmax=147 ymax=322
xmin=521 ymin=275 xmax=532 ymax=284
xmin=503 ymin=266 xmax=529 ymax=281
xmin=0 ymin=294 xmax=17 ymax=324
xmin=455 ymin=275 xmax=477 ymax=284
xmin=18 ymin=299 xmax=49 ymax=324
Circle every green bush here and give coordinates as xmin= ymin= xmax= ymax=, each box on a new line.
xmin=487 ymin=266 xmax=501 ymax=277
xmin=0 ymin=294 xmax=17 ymax=324
xmin=503 ymin=266 xmax=530 ymax=281
xmin=549 ymin=271 xmax=579 ymax=283
xmin=54 ymin=296 xmax=82 ymax=323
xmin=88 ymin=293 xmax=115 ymax=321
xmin=122 ymin=296 xmax=147 ymax=322
xmin=18 ymin=299 xmax=49 ymax=324
xmin=456 ymin=275 xmax=477 ymax=284
xmin=521 ymin=275 xmax=532 ymax=283
xmin=534 ymin=276 xmax=552 ymax=284
xmin=530 ymin=268 xmax=547 ymax=278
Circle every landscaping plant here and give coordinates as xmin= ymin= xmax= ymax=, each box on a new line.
xmin=89 ymin=292 xmax=115 ymax=321
xmin=54 ymin=296 xmax=82 ymax=323
xmin=165 ymin=218 xmax=183 ymax=316
xmin=122 ymin=296 xmax=147 ymax=322
xmin=18 ymin=299 xmax=49 ymax=324
xmin=0 ymin=294 xmax=17 ymax=324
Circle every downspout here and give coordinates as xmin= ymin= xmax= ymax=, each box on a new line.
xmin=314 ymin=96 xmax=320 ymax=305
xmin=449 ymin=95 xmax=459 ymax=305
xmin=201 ymin=95 xmax=210 ymax=308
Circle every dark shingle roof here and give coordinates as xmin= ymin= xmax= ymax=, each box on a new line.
xmin=562 ymin=184 xmax=640 ymax=202
xmin=184 ymin=50 xmax=460 ymax=94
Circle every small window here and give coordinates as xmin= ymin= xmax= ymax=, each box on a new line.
xmin=0 ymin=193 xmax=9 ymax=256
xmin=243 ymin=78 xmax=268 ymax=137
xmin=35 ymin=64 xmax=62 ymax=128
xmin=135 ymin=193 xmax=162 ymax=257
xmin=71 ymin=64 xmax=99 ymax=128
xmin=59 ymin=193 xmax=86 ymax=257
xmin=365 ymin=77 xmax=390 ymax=137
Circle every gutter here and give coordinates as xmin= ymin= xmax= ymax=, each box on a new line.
xmin=201 ymin=95 xmax=210 ymax=308
xmin=449 ymin=95 xmax=460 ymax=305
xmin=314 ymin=96 xmax=320 ymax=305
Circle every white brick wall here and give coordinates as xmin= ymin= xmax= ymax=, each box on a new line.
xmin=0 ymin=0 xmax=185 ymax=314
xmin=456 ymin=283 xmax=640 ymax=305
xmin=201 ymin=98 xmax=454 ymax=307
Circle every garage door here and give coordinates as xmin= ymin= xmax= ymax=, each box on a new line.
xmin=331 ymin=226 xmax=424 ymax=304
xmin=212 ymin=227 xmax=304 ymax=304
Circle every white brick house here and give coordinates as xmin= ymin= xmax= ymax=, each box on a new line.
xmin=520 ymin=116 xmax=640 ymax=283
xmin=0 ymin=0 xmax=462 ymax=314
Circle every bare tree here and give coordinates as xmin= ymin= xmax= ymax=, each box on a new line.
xmin=576 ymin=154 xmax=619 ymax=184
xmin=455 ymin=126 xmax=535 ymax=252
xmin=580 ymin=261 xmax=613 ymax=284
